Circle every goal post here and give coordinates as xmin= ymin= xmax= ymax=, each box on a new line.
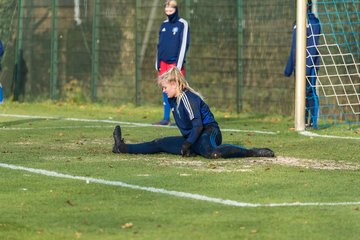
xmin=295 ymin=0 xmax=307 ymax=131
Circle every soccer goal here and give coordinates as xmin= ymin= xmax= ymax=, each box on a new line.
xmin=296 ymin=0 xmax=360 ymax=130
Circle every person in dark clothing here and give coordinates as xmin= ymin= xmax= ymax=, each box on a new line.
xmin=154 ymin=0 xmax=190 ymax=126
xmin=0 ymin=40 xmax=3 ymax=103
xmin=112 ymin=67 xmax=274 ymax=159
xmin=0 ymin=40 xmax=4 ymax=58
xmin=284 ymin=0 xmax=321 ymax=128
xmin=12 ymin=49 xmax=28 ymax=101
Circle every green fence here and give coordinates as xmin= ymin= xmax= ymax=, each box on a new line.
xmin=1 ymin=0 xmax=296 ymax=114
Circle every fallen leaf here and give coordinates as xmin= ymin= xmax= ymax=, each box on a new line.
xmin=122 ymin=222 xmax=133 ymax=229
xmin=208 ymin=163 xmax=217 ymax=169
xmin=66 ymin=200 xmax=74 ymax=206
xmin=75 ymin=231 xmax=82 ymax=239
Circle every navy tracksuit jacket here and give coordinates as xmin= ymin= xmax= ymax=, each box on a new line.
xmin=155 ymin=10 xmax=190 ymax=71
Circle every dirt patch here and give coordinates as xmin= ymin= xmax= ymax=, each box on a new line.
xmin=158 ymin=157 xmax=360 ymax=172
xmin=159 ymin=159 xmax=254 ymax=172
xmin=252 ymin=156 xmax=360 ymax=170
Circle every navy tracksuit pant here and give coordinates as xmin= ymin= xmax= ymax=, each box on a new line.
xmin=126 ymin=125 xmax=252 ymax=159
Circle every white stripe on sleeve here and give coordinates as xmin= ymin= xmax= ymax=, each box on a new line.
xmin=177 ymin=18 xmax=189 ymax=69
xmin=181 ymin=93 xmax=194 ymax=120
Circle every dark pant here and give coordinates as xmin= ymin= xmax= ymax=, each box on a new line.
xmin=126 ymin=125 xmax=252 ymax=159
xmin=305 ymin=68 xmax=319 ymax=128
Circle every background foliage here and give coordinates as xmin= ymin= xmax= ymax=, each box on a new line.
xmin=0 ymin=0 xmax=296 ymax=114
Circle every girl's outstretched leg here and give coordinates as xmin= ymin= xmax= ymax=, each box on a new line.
xmin=210 ymin=145 xmax=275 ymax=159
xmin=112 ymin=125 xmax=185 ymax=155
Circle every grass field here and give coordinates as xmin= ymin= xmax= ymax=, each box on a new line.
xmin=1 ymin=101 xmax=360 ymax=240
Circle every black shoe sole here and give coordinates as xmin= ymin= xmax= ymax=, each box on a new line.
xmin=113 ymin=125 xmax=123 ymax=153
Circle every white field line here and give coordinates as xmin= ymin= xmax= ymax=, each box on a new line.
xmin=0 ymin=113 xmax=276 ymax=135
xmin=1 ymin=163 xmax=360 ymax=208
xmin=301 ymin=131 xmax=360 ymax=140
xmin=2 ymin=113 xmax=360 ymax=139
xmin=0 ymin=125 xmax=115 ymax=130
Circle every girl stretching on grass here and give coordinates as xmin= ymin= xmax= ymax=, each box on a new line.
xmin=112 ymin=67 xmax=275 ymax=159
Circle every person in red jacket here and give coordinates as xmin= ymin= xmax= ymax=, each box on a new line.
xmin=154 ymin=0 xmax=190 ymax=125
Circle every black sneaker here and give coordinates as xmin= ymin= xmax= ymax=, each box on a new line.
xmin=112 ymin=125 xmax=124 ymax=153
xmin=250 ymin=148 xmax=275 ymax=157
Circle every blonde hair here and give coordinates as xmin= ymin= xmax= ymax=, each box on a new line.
xmin=157 ymin=67 xmax=203 ymax=107
xmin=164 ymin=0 xmax=177 ymax=8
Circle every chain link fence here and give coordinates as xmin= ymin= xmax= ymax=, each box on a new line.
xmin=1 ymin=0 xmax=296 ymax=114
